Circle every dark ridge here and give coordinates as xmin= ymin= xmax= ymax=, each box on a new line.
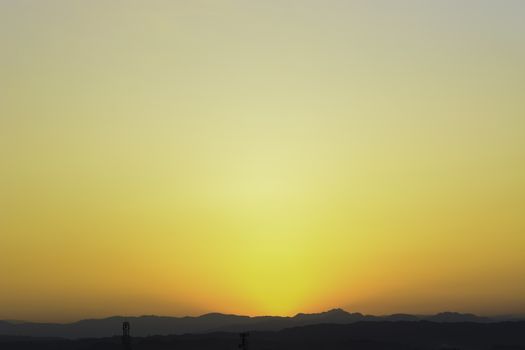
xmin=1 ymin=321 xmax=525 ymax=350
xmin=0 ymin=309 xmax=521 ymax=338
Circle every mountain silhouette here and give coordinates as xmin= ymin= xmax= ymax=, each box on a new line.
xmin=1 ymin=321 xmax=525 ymax=350
xmin=0 ymin=309 xmax=518 ymax=338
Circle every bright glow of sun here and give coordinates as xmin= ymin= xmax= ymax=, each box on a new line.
xmin=1 ymin=0 xmax=525 ymax=322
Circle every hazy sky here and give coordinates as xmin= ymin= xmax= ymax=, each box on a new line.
xmin=1 ymin=0 xmax=524 ymax=322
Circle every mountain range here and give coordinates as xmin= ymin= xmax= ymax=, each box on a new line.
xmin=1 ymin=309 xmax=523 ymax=338
xmin=2 ymin=321 xmax=525 ymax=350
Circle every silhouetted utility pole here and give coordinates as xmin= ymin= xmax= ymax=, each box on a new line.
xmin=239 ymin=332 xmax=249 ymax=350
xmin=122 ymin=321 xmax=132 ymax=350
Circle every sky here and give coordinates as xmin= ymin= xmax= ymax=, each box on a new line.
xmin=1 ymin=0 xmax=524 ymax=322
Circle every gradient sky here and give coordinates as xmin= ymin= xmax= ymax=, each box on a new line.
xmin=1 ymin=0 xmax=524 ymax=322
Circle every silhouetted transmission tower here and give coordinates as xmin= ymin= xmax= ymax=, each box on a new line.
xmin=239 ymin=332 xmax=249 ymax=350
xmin=122 ymin=321 xmax=132 ymax=350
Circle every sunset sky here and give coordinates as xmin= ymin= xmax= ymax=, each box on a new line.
xmin=1 ymin=0 xmax=524 ymax=322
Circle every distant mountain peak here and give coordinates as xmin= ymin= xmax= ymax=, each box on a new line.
xmin=325 ymin=308 xmax=349 ymax=314
xmin=200 ymin=312 xmax=250 ymax=320
xmin=294 ymin=308 xmax=349 ymax=318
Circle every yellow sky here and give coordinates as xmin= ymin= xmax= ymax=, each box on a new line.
xmin=1 ymin=1 xmax=525 ymax=322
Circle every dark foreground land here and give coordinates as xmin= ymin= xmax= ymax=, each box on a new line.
xmin=1 ymin=321 xmax=525 ymax=350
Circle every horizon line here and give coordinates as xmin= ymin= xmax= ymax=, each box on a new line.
xmin=4 ymin=308 xmax=525 ymax=325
